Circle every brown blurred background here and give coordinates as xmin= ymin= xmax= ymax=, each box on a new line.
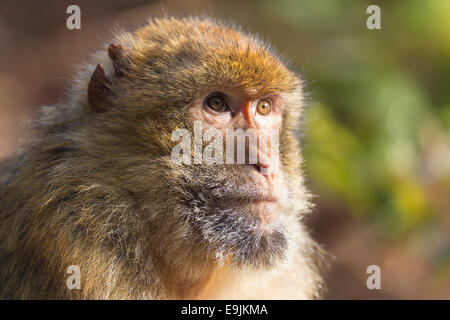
xmin=0 ymin=0 xmax=449 ymax=299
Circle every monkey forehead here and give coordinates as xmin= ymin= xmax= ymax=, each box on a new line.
xmin=124 ymin=17 xmax=302 ymax=97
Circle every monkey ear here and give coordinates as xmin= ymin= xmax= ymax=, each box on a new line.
xmin=87 ymin=64 xmax=112 ymax=113
xmin=108 ymin=44 xmax=129 ymax=77
xmin=87 ymin=44 xmax=129 ymax=113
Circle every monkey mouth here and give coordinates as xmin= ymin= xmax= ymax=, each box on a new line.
xmin=216 ymin=174 xmax=282 ymax=205
xmin=218 ymin=191 xmax=279 ymax=204
xmin=234 ymin=196 xmax=278 ymax=204
xmin=221 ymin=191 xmax=281 ymax=223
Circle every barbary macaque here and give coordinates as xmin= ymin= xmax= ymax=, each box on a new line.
xmin=0 ymin=17 xmax=323 ymax=299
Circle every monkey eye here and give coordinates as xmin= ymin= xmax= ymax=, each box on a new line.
xmin=205 ymin=93 xmax=229 ymax=112
xmin=256 ymin=99 xmax=272 ymax=116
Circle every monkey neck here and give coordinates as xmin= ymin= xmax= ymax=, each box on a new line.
xmin=158 ymin=258 xmax=235 ymax=299
xmin=196 ymin=263 xmax=237 ymax=299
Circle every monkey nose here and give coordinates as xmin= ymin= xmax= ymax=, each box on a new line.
xmin=242 ymin=100 xmax=255 ymax=128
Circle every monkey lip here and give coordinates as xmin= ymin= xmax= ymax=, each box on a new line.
xmin=223 ymin=193 xmax=279 ymax=204
xmin=246 ymin=195 xmax=278 ymax=203
xmin=236 ymin=195 xmax=281 ymax=223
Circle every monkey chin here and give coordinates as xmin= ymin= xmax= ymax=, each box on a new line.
xmin=217 ymin=198 xmax=288 ymax=268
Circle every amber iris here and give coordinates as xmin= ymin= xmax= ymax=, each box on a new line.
xmin=256 ymin=99 xmax=271 ymax=115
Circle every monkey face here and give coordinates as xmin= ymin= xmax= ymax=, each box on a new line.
xmin=86 ymin=18 xmax=308 ymax=270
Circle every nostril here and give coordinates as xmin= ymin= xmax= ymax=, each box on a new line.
xmin=257 ymin=153 xmax=271 ymax=170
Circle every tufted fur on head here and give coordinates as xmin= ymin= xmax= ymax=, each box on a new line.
xmin=0 ymin=17 xmax=324 ymax=299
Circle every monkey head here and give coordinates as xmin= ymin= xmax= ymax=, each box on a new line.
xmin=83 ymin=18 xmax=310 ymax=276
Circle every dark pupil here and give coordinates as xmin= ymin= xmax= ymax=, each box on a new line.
xmin=209 ymin=96 xmax=224 ymax=109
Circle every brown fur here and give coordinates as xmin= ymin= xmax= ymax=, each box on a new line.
xmin=0 ymin=17 xmax=324 ymax=299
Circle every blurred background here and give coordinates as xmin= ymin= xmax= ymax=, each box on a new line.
xmin=0 ymin=0 xmax=448 ymax=299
